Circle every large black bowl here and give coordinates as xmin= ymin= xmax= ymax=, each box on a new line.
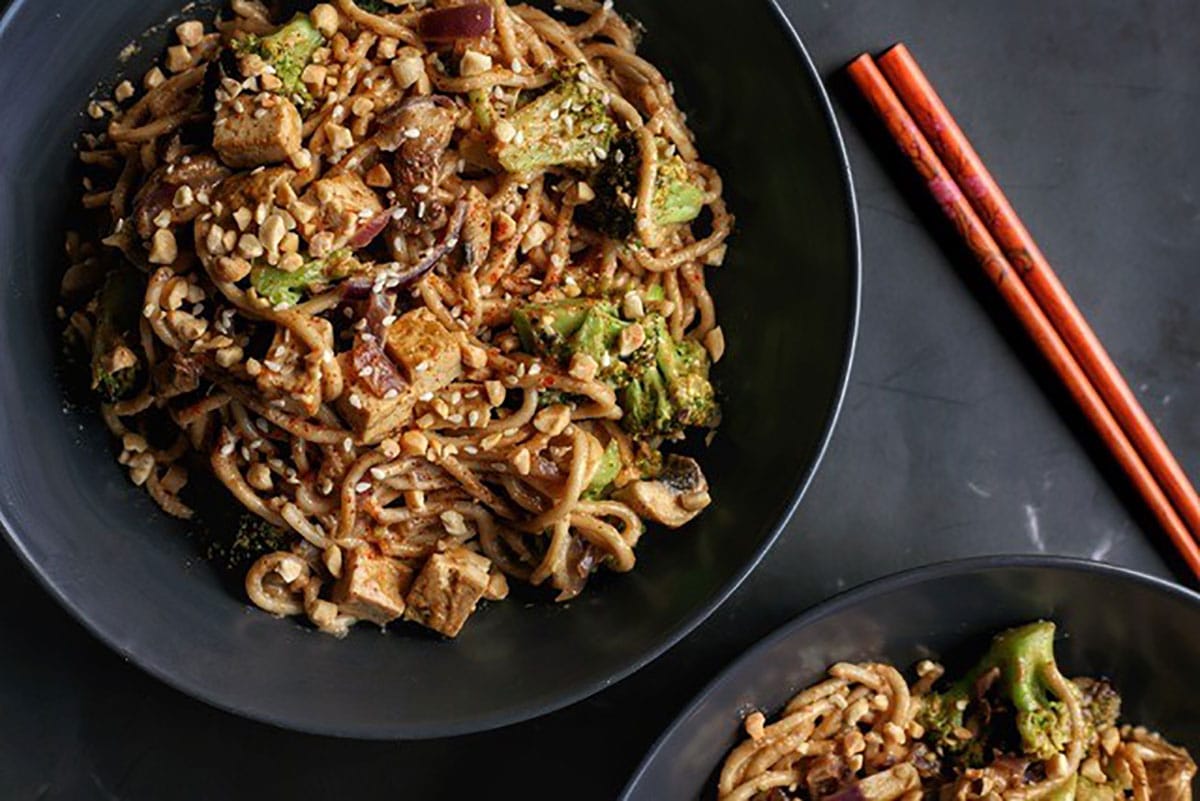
xmin=621 ymin=556 xmax=1200 ymax=799
xmin=0 ymin=0 xmax=858 ymax=737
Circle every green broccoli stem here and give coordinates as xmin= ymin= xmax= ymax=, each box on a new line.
xmin=921 ymin=621 xmax=1079 ymax=763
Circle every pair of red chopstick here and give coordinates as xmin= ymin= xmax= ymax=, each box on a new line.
xmin=848 ymin=45 xmax=1200 ymax=579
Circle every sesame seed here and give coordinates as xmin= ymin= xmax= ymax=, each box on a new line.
xmin=355 ymin=482 xmax=371 ymax=493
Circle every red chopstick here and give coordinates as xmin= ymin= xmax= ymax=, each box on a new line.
xmin=876 ymin=43 xmax=1200 ymax=542
xmin=846 ymin=53 xmax=1200 ymax=579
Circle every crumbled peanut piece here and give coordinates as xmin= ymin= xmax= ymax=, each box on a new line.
xmin=621 ymin=290 xmax=644 ymax=320
xmin=533 ymin=405 xmax=571 ymax=437
xmin=511 ymin=448 xmax=531 ymax=476
xmin=324 ymin=122 xmax=354 ymax=152
xmin=114 ymin=80 xmax=135 ymax=103
xmin=390 ymin=50 xmax=424 ymax=89
xmin=483 ymin=381 xmax=505 ymax=407
xmin=214 ymin=255 xmax=252 ymax=283
xmin=492 ymin=211 xmax=517 ymax=241
xmin=618 ymin=322 xmax=646 ymax=357
xmin=172 ymin=185 xmax=194 ymax=209
xmin=568 ymin=181 xmax=595 ymax=205
xmin=259 ymin=213 xmax=287 ymax=257
xmin=459 ymin=50 xmax=492 ymax=78
xmin=301 ymin=63 xmax=327 ymax=89
xmin=364 ymin=163 xmax=392 ymax=188
xmin=143 ymin=67 xmax=165 ymax=90
xmin=165 ymin=45 xmax=193 ymax=73
xmin=278 ymin=252 xmax=305 ymax=273
xmin=247 ymin=463 xmax=273 ymax=491
xmin=400 ymin=430 xmax=429 ymax=457
xmin=237 ymin=233 xmax=265 ymax=259
xmin=520 ymin=220 xmax=553 ymax=253
xmin=176 ymin=20 xmax=204 ymax=47
xmin=311 ymin=3 xmax=339 ymax=37
xmin=232 ymin=206 xmax=253 ymax=231
xmin=215 ymin=345 xmax=244 ymax=368
xmin=168 ymin=310 xmax=208 ymax=341
xmin=460 ymin=342 xmax=488 ymax=370
xmin=128 ymin=453 xmax=155 ymax=487
xmin=376 ymin=37 xmax=398 ymax=60
xmin=568 ymin=352 xmax=598 ymax=381
xmin=493 ymin=119 xmax=516 ymax=145
xmin=704 ymin=244 xmax=727 ymax=267
xmin=148 ymin=228 xmax=178 ymax=264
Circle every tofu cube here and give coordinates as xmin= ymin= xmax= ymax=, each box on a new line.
xmin=385 ymin=308 xmax=463 ymax=394
xmin=333 ymin=351 xmax=418 ymax=443
xmin=331 ymin=548 xmax=413 ymax=626
xmin=403 ymin=547 xmax=492 ymax=637
xmin=214 ymin=94 xmax=302 ymax=169
xmin=298 ymin=172 xmax=383 ymax=247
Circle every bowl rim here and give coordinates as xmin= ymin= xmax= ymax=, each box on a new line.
xmin=619 ymin=554 xmax=1200 ymax=799
xmin=0 ymin=0 xmax=861 ymax=738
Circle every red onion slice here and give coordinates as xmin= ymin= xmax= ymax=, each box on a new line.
xmin=349 ymin=336 xmax=406 ymax=399
xmin=348 ymin=207 xmax=395 ymax=250
xmin=418 ymin=4 xmax=494 ymax=41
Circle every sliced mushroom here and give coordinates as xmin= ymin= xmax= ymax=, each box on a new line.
xmin=379 ymin=96 xmax=458 ymax=195
xmin=132 ymin=151 xmax=230 ymax=239
xmin=613 ymin=454 xmax=711 ymax=528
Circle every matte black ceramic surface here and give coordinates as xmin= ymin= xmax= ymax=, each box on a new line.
xmin=622 ymin=557 xmax=1200 ymax=800
xmin=0 ymin=1 xmax=858 ymax=736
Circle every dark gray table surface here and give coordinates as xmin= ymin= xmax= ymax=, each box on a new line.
xmin=3 ymin=1 xmax=1197 ymax=798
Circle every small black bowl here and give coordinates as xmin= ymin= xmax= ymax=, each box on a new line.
xmin=0 ymin=1 xmax=858 ymax=737
xmin=621 ymin=556 xmax=1200 ymax=800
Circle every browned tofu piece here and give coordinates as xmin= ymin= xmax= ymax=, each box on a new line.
xmin=253 ymin=321 xmax=333 ymax=417
xmin=403 ymin=547 xmax=492 ymax=637
xmin=297 ymin=172 xmax=383 ymax=247
xmin=384 ymin=308 xmax=463 ymax=394
xmin=333 ymin=351 xmax=418 ymax=443
xmin=331 ymin=548 xmax=414 ymax=626
xmin=213 ymin=94 xmax=302 ymax=169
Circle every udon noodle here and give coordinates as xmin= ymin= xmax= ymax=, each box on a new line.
xmin=63 ymin=0 xmax=730 ymax=637
xmin=717 ymin=623 xmax=1195 ymax=801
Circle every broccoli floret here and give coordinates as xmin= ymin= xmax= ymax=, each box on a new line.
xmin=512 ymin=298 xmax=718 ymax=439
xmin=493 ymin=70 xmax=618 ymax=174
xmin=237 ymin=14 xmax=325 ymax=103
xmin=90 ymin=268 xmax=146 ymax=402
xmin=647 ymin=315 xmax=719 ymax=430
xmin=1074 ymin=677 xmax=1121 ymax=742
xmin=250 ymin=258 xmax=326 ymax=307
xmin=919 ymin=622 xmax=1075 ymax=763
xmin=512 ymin=298 xmax=623 ymax=368
xmin=619 ymin=314 xmax=718 ymax=438
xmin=623 ymin=364 xmax=674 ymax=438
xmin=249 ymin=249 xmax=363 ymax=307
xmin=583 ymin=440 xmax=622 ymax=499
xmin=582 ymin=134 xmax=705 ymax=240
